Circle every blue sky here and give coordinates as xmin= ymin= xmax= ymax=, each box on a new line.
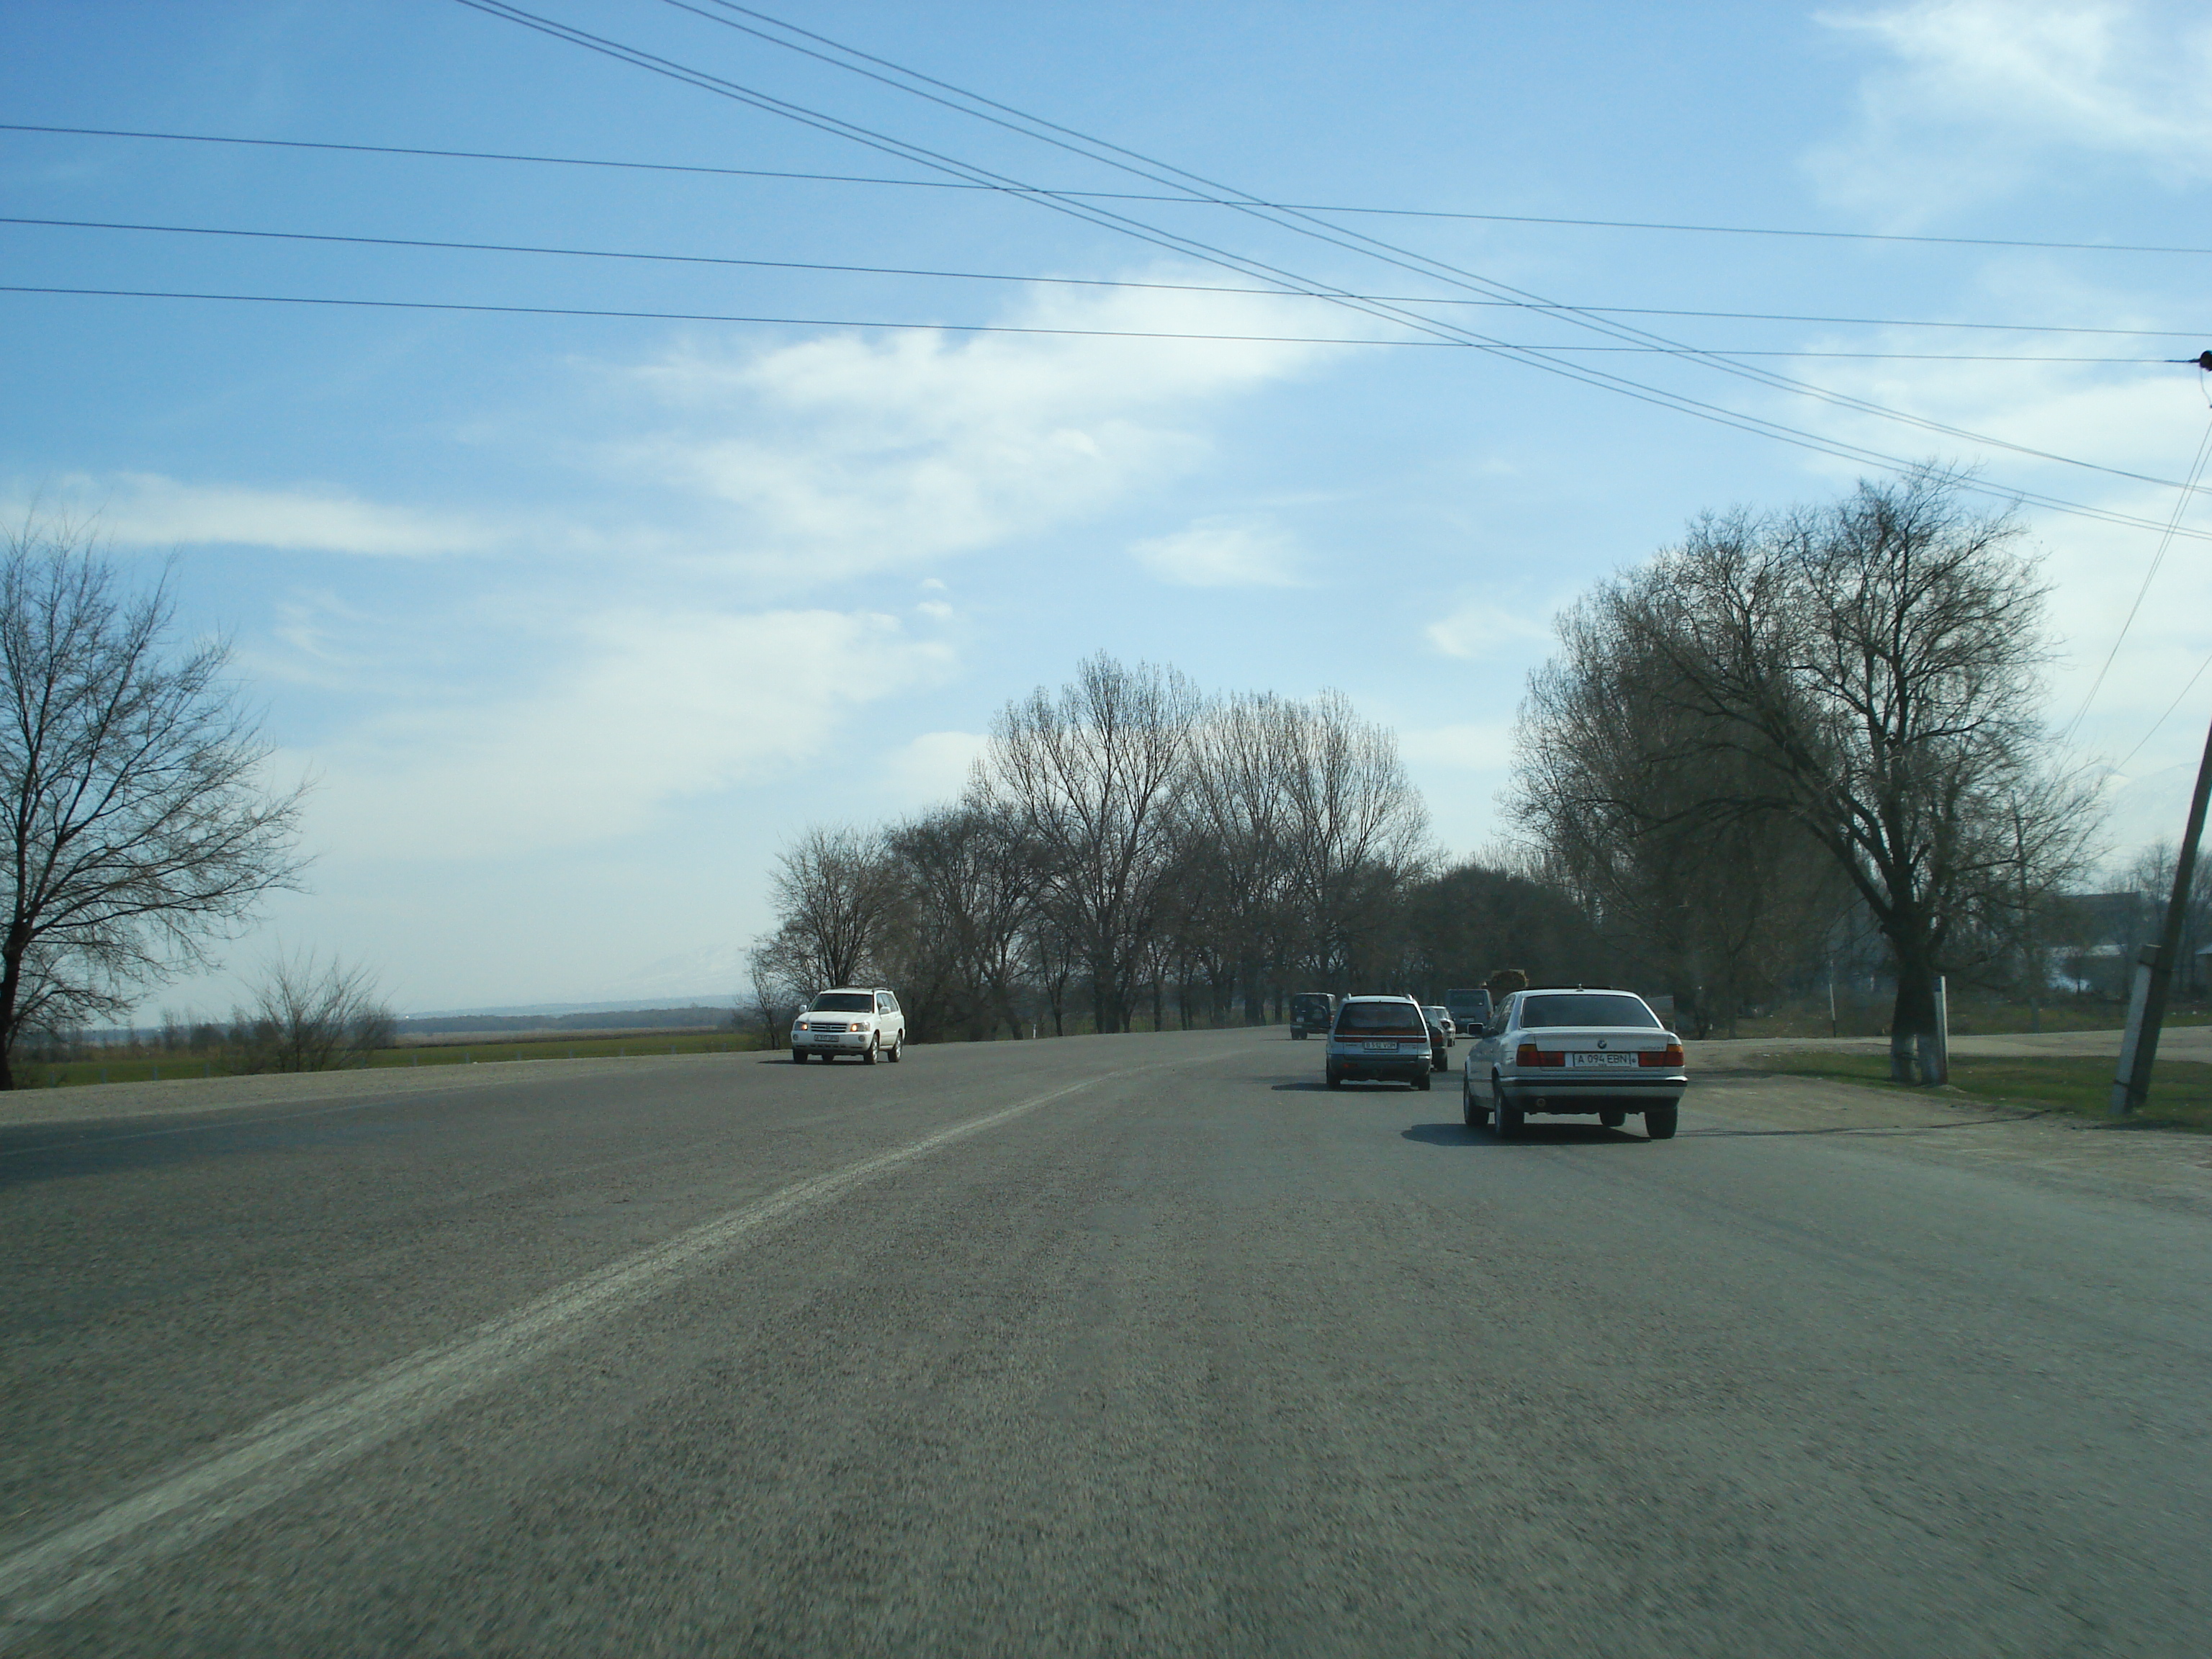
xmin=4 ymin=0 xmax=2211 ymax=1014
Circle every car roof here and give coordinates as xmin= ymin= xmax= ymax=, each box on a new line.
xmin=1341 ymin=994 xmax=1418 ymax=1002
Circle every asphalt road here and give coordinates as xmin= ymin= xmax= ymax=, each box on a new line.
xmin=3 ymin=1030 xmax=2208 ymax=1656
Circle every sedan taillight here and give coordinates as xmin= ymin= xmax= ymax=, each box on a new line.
xmin=1515 ymin=1044 xmax=1565 ymax=1067
xmin=1640 ymin=1044 xmax=1686 ymax=1067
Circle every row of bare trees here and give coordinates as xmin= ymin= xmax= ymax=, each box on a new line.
xmin=750 ymin=654 xmax=1442 ymax=1040
xmin=1509 ymin=471 xmax=2102 ymax=1079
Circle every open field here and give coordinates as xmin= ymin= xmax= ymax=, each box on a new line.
xmin=17 ymin=1028 xmax=766 ymax=1089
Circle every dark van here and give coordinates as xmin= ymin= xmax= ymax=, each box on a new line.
xmin=1290 ymin=992 xmax=1337 ymax=1039
xmin=1443 ymin=987 xmax=1493 ymax=1033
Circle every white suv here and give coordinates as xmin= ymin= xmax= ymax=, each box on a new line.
xmin=791 ymin=988 xmax=906 ymax=1064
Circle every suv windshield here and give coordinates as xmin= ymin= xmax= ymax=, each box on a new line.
xmin=1517 ymin=993 xmax=1660 ymax=1029
xmin=1334 ymin=1000 xmax=1425 ymax=1036
xmin=810 ymin=992 xmax=875 ymax=1012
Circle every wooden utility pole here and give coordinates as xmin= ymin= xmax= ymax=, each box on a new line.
xmin=2111 ymin=643 xmax=2212 ymax=1115
xmin=2108 ymin=351 xmax=2212 ymax=1115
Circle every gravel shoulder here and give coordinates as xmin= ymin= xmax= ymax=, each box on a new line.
xmin=1684 ymin=1066 xmax=2212 ymax=1217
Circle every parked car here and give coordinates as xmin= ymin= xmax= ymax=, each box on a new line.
xmin=791 ymin=988 xmax=906 ymax=1064
xmin=1461 ymin=987 xmax=1686 ymax=1138
xmin=1326 ymin=995 xmax=1435 ymax=1091
xmin=1290 ymin=991 xmax=1338 ymax=1040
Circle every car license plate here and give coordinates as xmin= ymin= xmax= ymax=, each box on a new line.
xmin=1363 ymin=1040 xmax=1397 ymax=1051
xmin=1570 ymin=1052 xmax=1637 ymax=1068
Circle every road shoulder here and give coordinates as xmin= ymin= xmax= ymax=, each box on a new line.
xmin=1694 ymin=1070 xmax=2212 ymax=1216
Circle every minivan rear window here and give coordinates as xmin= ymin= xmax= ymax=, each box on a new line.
xmin=1334 ymin=1000 xmax=1425 ymax=1035
xmin=1517 ymin=994 xmax=1660 ymax=1029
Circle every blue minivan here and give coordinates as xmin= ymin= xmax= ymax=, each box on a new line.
xmin=1325 ymin=995 xmax=1435 ymax=1091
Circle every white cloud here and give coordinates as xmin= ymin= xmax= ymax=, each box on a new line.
xmin=1809 ymin=1 xmax=2212 ymax=217
xmin=1129 ymin=518 xmax=1307 ymax=587
xmin=301 ymin=608 xmax=954 ymax=860
xmin=40 ymin=472 xmax=516 ymax=556
xmin=617 ymin=271 xmax=1339 ymax=582
xmin=1425 ymin=602 xmax=1553 ymax=660
xmin=883 ymin=729 xmax=990 ymax=805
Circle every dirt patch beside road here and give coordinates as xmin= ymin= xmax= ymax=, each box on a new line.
xmin=1693 ymin=1070 xmax=2212 ymax=1216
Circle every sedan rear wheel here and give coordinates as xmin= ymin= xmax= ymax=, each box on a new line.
xmin=1462 ymin=1077 xmax=1489 ymax=1129
xmin=1326 ymin=1066 xmax=1343 ymax=1090
xmin=1494 ymin=1092 xmax=1524 ymax=1140
xmin=1415 ymin=1069 xmax=1433 ymax=1092
xmin=1645 ymin=1105 xmax=1678 ymax=1140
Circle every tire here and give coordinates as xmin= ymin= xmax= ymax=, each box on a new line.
xmin=793 ymin=1049 xmax=809 ymax=1064
xmin=1463 ymin=1078 xmax=1490 ymax=1129
xmin=886 ymin=1033 xmax=903 ymax=1063
xmin=1600 ymin=1109 xmax=1625 ymax=1129
xmin=862 ymin=1035 xmax=879 ymax=1066
xmin=1326 ymin=1066 xmax=1344 ymax=1090
xmin=1415 ymin=1069 xmax=1433 ymax=1092
xmin=1645 ymin=1105 xmax=1678 ymax=1140
xmin=1494 ymin=1093 xmax=1524 ymax=1140
xmin=1292 ymin=1029 xmax=1306 ymax=1040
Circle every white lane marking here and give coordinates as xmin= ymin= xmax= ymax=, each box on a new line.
xmin=0 ymin=1076 xmax=1099 ymax=1641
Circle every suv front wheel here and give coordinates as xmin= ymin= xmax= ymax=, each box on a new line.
xmin=861 ymin=1035 xmax=880 ymax=1065
xmin=886 ymin=1033 xmax=903 ymax=1063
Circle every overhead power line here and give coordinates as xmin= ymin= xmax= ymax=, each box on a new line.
xmin=0 ymin=284 xmax=1480 ymax=345
xmin=1 ymin=280 xmax=2174 ymax=366
xmin=3 ymin=215 xmax=2187 ymax=360
xmin=2113 ymin=651 xmax=2212 ymax=774
xmin=669 ymin=0 xmax=2212 ymax=499
xmin=2062 ymin=411 xmax=2212 ymax=745
xmin=13 ymin=119 xmax=2212 ymax=258
xmin=446 ymin=0 xmax=2212 ymax=514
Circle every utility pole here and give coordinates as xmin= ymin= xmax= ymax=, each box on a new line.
xmin=2109 ymin=352 xmax=2212 ymax=1115
xmin=2110 ymin=715 xmax=2212 ymax=1112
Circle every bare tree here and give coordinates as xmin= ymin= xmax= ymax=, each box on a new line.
xmin=1277 ymin=690 xmax=1431 ymax=989
xmin=228 ymin=950 xmax=393 ymax=1073
xmin=1581 ymin=471 xmax=2100 ymax=1079
xmin=976 ymin=654 xmax=1201 ymax=1033
xmin=885 ymin=803 xmax=1038 ymax=1040
xmin=1512 ymin=591 xmax=1851 ymax=1033
xmin=0 ymin=519 xmax=307 ymax=1087
xmin=763 ymin=823 xmax=902 ymax=994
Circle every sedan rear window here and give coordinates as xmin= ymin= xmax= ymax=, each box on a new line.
xmin=1517 ymin=994 xmax=1660 ymax=1029
xmin=1334 ymin=1001 xmax=1425 ymax=1035
xmin=811 ymin=992 xmax=875 ymax=1012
